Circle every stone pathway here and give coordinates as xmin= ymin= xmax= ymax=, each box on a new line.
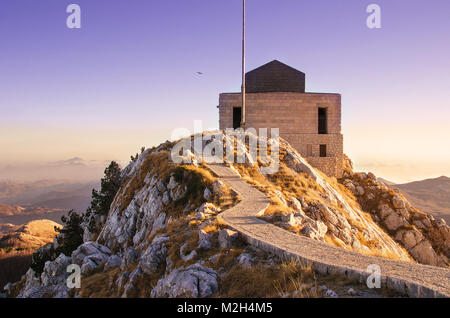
xmin=207 ymin=163 xmax=450 ymax=298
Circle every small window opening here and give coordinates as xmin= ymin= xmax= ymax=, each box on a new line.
xmin=320 ymin=144 xmax=327 ymax=157
xmin=318 ymin=107 xmax=328 ymax=134
xmin=233 ymin=107 xmax=242 ymax=129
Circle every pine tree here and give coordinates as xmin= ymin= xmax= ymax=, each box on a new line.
xmin=88 ymin=161 xmax=122 ymax=216
xmin=54 ymin=210 xmax=84 ymax=256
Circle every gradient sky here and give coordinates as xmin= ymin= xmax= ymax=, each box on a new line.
xmin=1 ymin=0 xmax=449 ymax=183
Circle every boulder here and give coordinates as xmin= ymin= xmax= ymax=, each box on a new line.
xmin=41 ymin=254 xmax=72 ymax=286
xmin=383 ymin=213 xmax=405 ymax=231
xmin=151 ymin=263 xmax=218 ymax=298
xmin=140 ymin=235 xmax=169 ymax=275
xmin=104 ymin=255 xmax=122 ymax=270
xmin=197 ymin=203 xmax=220 ymax=214
xmin=356 ymin=186 xmax=365 ymax=196
xmin=392 ymin=195 xmax=405 ymax=210
xmin=121 ymin=247 xmax=140 ymax=270
xmin=302 ymin=221 xmax=328 ymax=240
xmin=218 ymin=229 xmax=238 ymax=249
xmin=378 ymin=203 xmax=395 ymax=219
xmin=167 ymin=176 xmax=178 ymax=190
xmin=212 ymin=180 xmax=226 ymax=194
xmin=281 ymin=213 xmax=302 ymax=227
xmin=198 ymin=229 xmax=212 ymax=250
xmin=203 ymin=187 xmax=212 ymax=200
xmin=71 ymin=242 xmax=111 ymax=266
xmin=395 ymin=229 xmax=424 ymax=249
xmin=16 ymin=269 xmax=41 ymax=298
xmin=290 ymin=197 xmax=304 ymax=214
xmin=409 ymin=240 xmax=439 ymax=266
xmin=235 ymin=253 xmax=253 ymax=268
xmin=346 ymin=183 xmax=356 ymax=193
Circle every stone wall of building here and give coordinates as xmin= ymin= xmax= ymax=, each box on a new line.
xmin=218 ymin=92 xmax=343 ymax=178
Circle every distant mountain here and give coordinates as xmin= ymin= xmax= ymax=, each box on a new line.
xmin=0 ymin=204 xmax=65 ymax=225
xmin=0 ymin=220 xmax=61 ymax=290
xmin=377 ymin=177 xmax=396 ymax=186
xmin=390 ymin=176 xmax=450 ymax=224
xmin=0 ymin=180 xmax=97 ymax=211
xmin=0 ymin=204 xmax=25 ymax=216
xmin=0 ymin=224 xmax=19 ymax=237
xmin=0 ymin=180 xmax=97 ymax=225
xmin=0 ymin=219 xmax=61 ymax=251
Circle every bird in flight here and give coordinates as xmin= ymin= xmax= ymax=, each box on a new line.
xmin=196 ymin=72 xmax=203 ymax=75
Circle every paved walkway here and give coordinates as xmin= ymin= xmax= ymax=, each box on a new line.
xmin=207 ymin=163 xmax=450 ymax=298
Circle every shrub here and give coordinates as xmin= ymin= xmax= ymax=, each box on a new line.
xmin=30 ymin=243 xmax=56 ymax=276
xmin=87 ymin=161 xmax=122 ymax=217
xmin=54 ymin=210 xmax=84 ymax=257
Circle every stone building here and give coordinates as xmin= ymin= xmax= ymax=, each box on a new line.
xmin=218 ymin=60 xmax=343 ymax=178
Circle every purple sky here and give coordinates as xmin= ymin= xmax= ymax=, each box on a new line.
xmin=1 ymin=0 xmax=449 ymax=182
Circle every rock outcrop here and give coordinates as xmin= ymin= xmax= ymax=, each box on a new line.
xmin=3 ymin=132 xmax=449 ymax=298
xmin=340 ymin=157 xmax=450 ymax=267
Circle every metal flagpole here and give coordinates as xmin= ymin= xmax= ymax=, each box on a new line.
xmin=241 ymin=0 xmax=246 ymax=129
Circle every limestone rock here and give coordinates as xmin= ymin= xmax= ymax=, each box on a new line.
xmin=162 ymin=191 xmax=171 ymax=205
xmin=392 ymin=195 xmax=405 ymax=210
xmin=140 ymin=235 xmax=169 ymax=275
xmin=180 ymin=242 xmax=197 ymax=262
xmin=235 ymin=253 xmax=253 ymax=268
xmin=383 ymin=213 xmax=405 ymax=231
xmin=212 ymin=180 xmax=226 ymax=194
xmin=281 ymin=213 xmax=302 ymax=227
xmin=104 ymin=255 xmax=122 ymax=270
xmin=395 ymin=229 xmax=424 ymax=249
xmin=151 ymin=263 xmax=218 ymax=298
xmin=409 ymin=240 xmax=439 ymax=266
xmin=167 ymin=176 xmax=179 ymax=190
xmin=356 ymin=186 xmax=365 ymax=196
xmin=71 ymin=242 xmax=111 ymax=266
xmin=122 ymin=266 xmax=143 ymax=298
xmin=218 ymin=229 xmax=238 ymax=249
xmin=121 ymin=247 xmax=140 ymax=270
xmin=41 ymin=254 xmax=72 ymax=287
xmin=203 ymin=187 xmax=212 ymax=200
xmin=290 ymin=197 xmax=304 ymax=214
xmin=198 ymin=229 xmax=212 ymax=250
xmin=302 ymin=221 xmax=328 ymax=240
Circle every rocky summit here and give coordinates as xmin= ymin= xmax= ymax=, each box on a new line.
xmin=2 ymin=133 xmax=449 ymax=298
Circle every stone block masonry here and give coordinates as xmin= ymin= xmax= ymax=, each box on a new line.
xmin=218 ymin=92 xmax=344 ymax=178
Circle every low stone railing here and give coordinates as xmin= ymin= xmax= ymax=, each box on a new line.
xmin=207 ymin=163 xmax=450 ymax=298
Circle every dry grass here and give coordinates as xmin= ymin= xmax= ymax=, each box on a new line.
xmin=232 ymin=161 xmax=324 ymax=220
xmin=324 ymin=234 xmax=346 ymax=249
xmin=218 ymin=259 xmax=320 ymax=298
xmin=117 ymin=151 xmax=173 ymax=213
xmin=77 ymin=267 xmax=121 ymax=298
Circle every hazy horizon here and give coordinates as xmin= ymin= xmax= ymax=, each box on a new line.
xmin=1 ymin=0 xmax=450 ymax=184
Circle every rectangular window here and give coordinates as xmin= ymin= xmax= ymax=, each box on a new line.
xmin=233 ymin=107 xmax=242 ymax=129
xmin=318 ymin=107 xmax=328 ymax=134
xmin=320 ymin=144 xmax=327 ymax=157
xmin=307 ymin=144 xmax=313 ymax=157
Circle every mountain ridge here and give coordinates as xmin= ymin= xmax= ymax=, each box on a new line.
xmin=2 ymin=133 xmax=449 ymax=298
